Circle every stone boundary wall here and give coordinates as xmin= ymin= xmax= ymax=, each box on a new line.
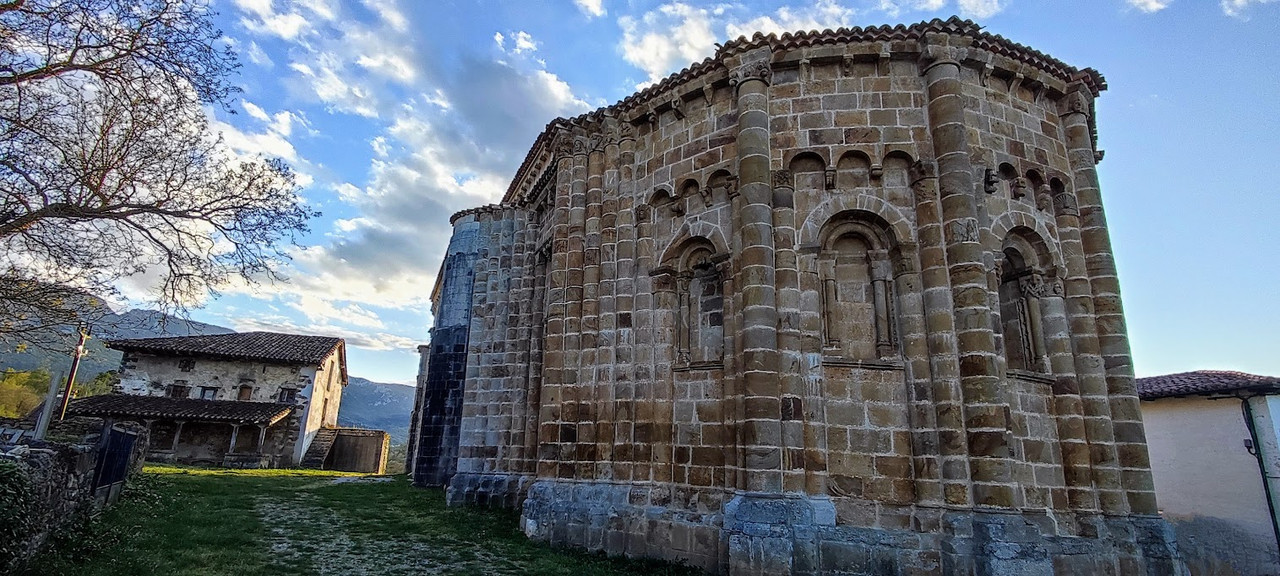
xmin=1 ymin=419 xmax=148 ymax=572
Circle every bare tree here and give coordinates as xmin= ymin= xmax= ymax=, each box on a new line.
xmin=0 ymin=0 xmax=317 ymax=345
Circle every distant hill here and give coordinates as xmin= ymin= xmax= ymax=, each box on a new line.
xmin=0 ymin=309 xmax=234 ymax=380
xmin=338 ymin=377 xmax=415 ymax=445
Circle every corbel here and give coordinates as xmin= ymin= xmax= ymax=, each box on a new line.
xmin=870 ymin=163 xmax=883 ymax=180
xmin=670 ymin=96 xmax=685 ymax=120
xmin=842 ymin=55 xmax=855 ymax=76
xmin=702 ymin=83 xmax=715 ymax=104
xmin=799 ymin=58 xmax=811 ymax=83
xmin=983 ymin=167 xmax=999 ymax=194
xmin=824 ymin=167 xmax=836 ymax=190
xmin=877 ymin=42 xmax=891 ymax=75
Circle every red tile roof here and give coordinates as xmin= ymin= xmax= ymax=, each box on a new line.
xmin=107 ymin=332 xmax=342 ymax=365
xmin=1136 ymin=371 xmax=1280 ymax=400
xmin=67 ymin=395 xmax=294 ymax=425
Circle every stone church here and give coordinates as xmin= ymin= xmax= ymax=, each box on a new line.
xmin=408 ymin=17 xmax=1183 ymax=575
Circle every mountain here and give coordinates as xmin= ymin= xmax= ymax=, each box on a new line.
xmin=338 ymin=376 xmax=415 ymax=445
xmin=0 ymin=309 xmax=234 ymax=381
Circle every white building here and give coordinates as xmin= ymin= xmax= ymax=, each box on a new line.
xmin=1138 ymin=370 xmax=1280 ymax=576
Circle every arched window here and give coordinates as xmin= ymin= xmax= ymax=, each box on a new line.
xmin=674 ymin=240 xmax=724 ymax=367
xmin=998 ymin=231 xmax=1051 ymax=373
xmin=819 ymin=216 xmax=897 ymax=360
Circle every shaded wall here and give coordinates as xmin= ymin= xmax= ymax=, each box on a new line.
xmin=326 ymin=429 xmax=389 ymax=474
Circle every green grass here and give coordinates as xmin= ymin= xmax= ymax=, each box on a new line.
xmin=19 ymin=466 xmax=705 ymax=576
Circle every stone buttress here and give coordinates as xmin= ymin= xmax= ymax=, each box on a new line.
xmin=411 ymin=17 xmax=1184 ymax=576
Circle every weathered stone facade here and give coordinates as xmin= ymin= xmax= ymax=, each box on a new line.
xmin=409 ymin=17 xmax=1183 ymax=575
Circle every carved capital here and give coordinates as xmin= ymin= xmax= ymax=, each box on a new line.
xmin=619 ymin=121 xmax=635 ymax=142
xmin=909 ymin=159 xmax=937 ymax=184
xmin=1094 ymin=149 xmax=1106 ymax=164
xmin=1061 ymin=89 xmax=1092 ymax=119
xmin=1018 ymin=273 xmax=1049 ymax=298
xmin=572 ymin=135 xmax=589 ymax=156
xmin=730 ymin=61 xmax=773 ymax=88
xmin=635 ymin=203 xmax=651 ymax=223
xmin=1053 ymin=191 xmax=1079 ymax=218
xmin=772 ymin=169 xmax=793 ymax=190
xmin=554 ymin=133 xmax=574 ymax=158
xmin=918 ymin=36 xmax=967 ymax=73
xmin=588 ymin=132 xmax=606 ymax=153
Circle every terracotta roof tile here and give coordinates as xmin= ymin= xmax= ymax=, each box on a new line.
xmin=107 ymin=331 xmax=342 ymax=365
xmin=67 ymin=395 xmax=294 ymax=425
xmin=1136 ymin=370 xmax=1280 ymax=400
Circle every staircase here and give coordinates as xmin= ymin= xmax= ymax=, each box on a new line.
xmin=300 ymin=428 xmax=338 ymax=469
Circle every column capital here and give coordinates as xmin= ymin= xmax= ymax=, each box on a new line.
xmin=772 ymin=169 xmax=794 ymax=190
xmin=729 ymin=61 xmax=773 ymax=89
xmin=1060 ymin=85 xmax=1093 ymax=119
xmin=918 ymin=34 xmax=968 ymax=74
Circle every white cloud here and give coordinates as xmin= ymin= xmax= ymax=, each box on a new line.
xmin=575 ymin=0 xmax=606 ymax=18
xmin=221 ymin=0 xmax=593 ymax=349
xmin=956 ymin=0 xmax=1008 ymax=17
xmin=619 ymin=3 xmax=718 ymax=85
xmin=1222 ymin=0 xmax=1277 ymax=16
xmin=620 ymin=1 xmax=863 ymax=87
xmin=244 ymin=41 xmax=274 ymax=68
xmin=1125 ymin=0 xmax=1170 ymax=11
xmin=876 ymin=0 xmax=1009 ymax=17
xmin=727 ymin=0 xmax=854 ymax=39
xmin=242 ymin=99 xmax=270 ymax=122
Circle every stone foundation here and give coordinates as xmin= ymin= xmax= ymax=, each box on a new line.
xmin=447 ymin=472 xmax=535 ymax=509
xmin=521 ymin=479 xmax=1184 ymax=575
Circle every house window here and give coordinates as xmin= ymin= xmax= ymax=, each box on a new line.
xmin=178 ymin=358 xmax=195 ymax=372
xmin=167 ymin=382 xmax=191 ymax=398
xmin=198 ymin=387 xmax=217 ymax=400
xmin=277 ymin=388 xmax=297 ymax=403
xmin=237 ymin=385 xmax=253 ymax=401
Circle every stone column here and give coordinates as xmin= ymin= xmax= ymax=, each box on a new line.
xmin=1032 ymin=270 xmax=1098 ymax=512
xmin=730 ymin=59 xmax=781 ymax=494
xmin=535 ymin=134 xmax=575 ymax=480
xmin=772 ymin=169 xmax=807 ymax=494
xmin=911 ymin=159 xmax=971 ymax=507
xmin=1061 ymin=84 xmax=1156 ymax=515
xmin=890 ymin=238 xmax=944 ymax=507
xmin=920 ymin=35 xmax=1013 ymax=509
xmin=1051 ymin=177 xmax=1127 ymax=514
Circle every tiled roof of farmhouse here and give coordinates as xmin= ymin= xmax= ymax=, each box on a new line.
xmin=1136 ymin=370 xmax=1280 ymax=400
xmin=67 ymin=395 xmax=294 ymax=425
xmin=496 ymin=16 xmax=1107 ymax=206
xmin=107 ymin=332 xmax=342 ymax=365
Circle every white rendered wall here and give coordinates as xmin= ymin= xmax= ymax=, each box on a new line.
xmin=1143 ymin=396 xmax=1273 ymax=541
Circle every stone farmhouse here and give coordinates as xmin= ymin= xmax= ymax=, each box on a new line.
xmin=68 ymin=332 xmax=387 ymax=472
xmin=409 ymin=17 xmax=1183 ymax=575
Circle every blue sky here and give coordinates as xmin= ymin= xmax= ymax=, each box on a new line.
xmin=176 ymin=0 xmax=1279 ymax=384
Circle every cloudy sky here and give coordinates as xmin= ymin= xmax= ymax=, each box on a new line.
xmin=195 ymin=0 xmax=1279 ymax=384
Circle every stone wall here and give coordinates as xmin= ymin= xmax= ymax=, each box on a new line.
xmin=412 ymin=17 xmax=1183 ymax=575
xmin=1 ymin=419 xmax=148 ymax=572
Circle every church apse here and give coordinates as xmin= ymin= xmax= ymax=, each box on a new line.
xmin=409 ymin=17 xmax=1184 ymax=576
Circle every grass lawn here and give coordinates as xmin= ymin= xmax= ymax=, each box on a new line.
xmin=19 ymin=466 xmax=705 ymax=576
